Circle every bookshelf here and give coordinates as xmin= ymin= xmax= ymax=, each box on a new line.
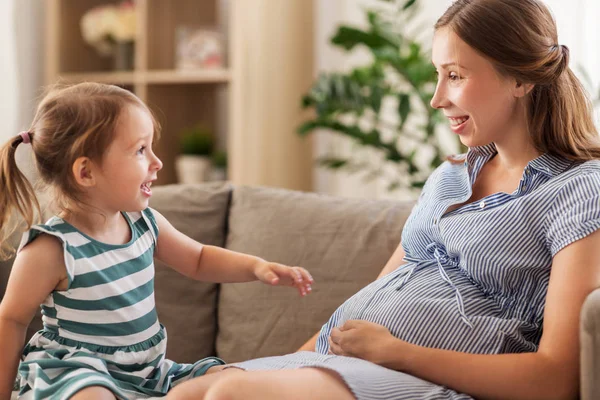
xmin=45 ymin=0 xmax=230 ymax=185
xmin=44 ymin=0 xmax=314 ymax=190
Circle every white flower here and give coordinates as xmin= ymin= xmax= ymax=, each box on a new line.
xmin=80 ymin=1 xmax=136 ymax=56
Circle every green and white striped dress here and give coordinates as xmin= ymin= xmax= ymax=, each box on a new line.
xmin=16 ymin=209 xmax=223 ymax=399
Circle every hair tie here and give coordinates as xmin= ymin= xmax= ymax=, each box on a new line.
xmin=19 ymin=131 xmax=31 ymax=144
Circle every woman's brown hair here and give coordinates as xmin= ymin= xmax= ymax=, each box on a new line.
xmin=0 ymin=82 xmax=160 ymax=260
xmin=437 ymin=0 xmax=600 ymax=161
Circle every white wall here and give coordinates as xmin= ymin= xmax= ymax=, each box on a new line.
xmin=0 ymin=0 xmax=44 ymax=176
xmin=0 ymin=0 xmax=19 ymax=144
xmin=313 ymin=0 xmax=599 ymax=199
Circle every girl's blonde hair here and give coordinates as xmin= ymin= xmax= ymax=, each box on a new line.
xmin=437 ymin=0 xmax=600 ymax=162
xmin=0 ymin=82 xmax=160 ymax=260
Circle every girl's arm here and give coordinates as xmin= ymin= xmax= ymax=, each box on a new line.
xmin=0 ymin=235 xmax=66 ymax=399
xmin=330 ymin=229 xmax=600 ymax=400
xmin=297 ymin=241 xmax=407 ymax=352
xmin=152 ymin=209 xmax=312 ymax=294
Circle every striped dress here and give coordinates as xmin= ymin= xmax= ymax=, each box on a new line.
xmin=231 ymin=144 xmax=600 ymax=399
xmin=16 ymin=208 xmax=223 ymax=399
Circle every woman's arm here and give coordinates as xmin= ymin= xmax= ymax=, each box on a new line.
xmin=0 ymin=235 xmax=65 ymax=399
xmin=331 ymin=229 xmax=600 ymax=400
xmin=296 ymin=241 xmax=407 ymax=352
xmin=375 ymin=240 xmax=407 ymax=279
xmin=152 ymin=209 xmax=312 ymax=293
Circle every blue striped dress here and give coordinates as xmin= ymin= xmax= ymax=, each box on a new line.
xmin=16 ymin=209 xmax=223 ymax=399
xmin=231 ymin=144 xmax=600 ymax=399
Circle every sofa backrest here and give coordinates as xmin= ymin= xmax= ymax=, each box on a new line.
xmin=149 ymin=182 xmax=233 ymax=363
xmin=216 ymin=185 xmax=415 ymax=362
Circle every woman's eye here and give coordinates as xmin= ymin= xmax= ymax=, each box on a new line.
xmin=449 ymin=72 xmax=460 ymax=81
xmin=137 ymin=146 xmax=146 ymax=155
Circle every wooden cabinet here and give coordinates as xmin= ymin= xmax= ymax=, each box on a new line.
xmin=45 ymin=0 xmax=314 ymax=190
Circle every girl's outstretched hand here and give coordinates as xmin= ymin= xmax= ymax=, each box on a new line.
xmin=254 ymin=261 xmax=313 ymax=296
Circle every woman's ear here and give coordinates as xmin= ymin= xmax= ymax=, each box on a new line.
xmin=72 ymin=157 xmax=96 ymax=187
xmin=514 ymin=81 xmax=534 ymax=98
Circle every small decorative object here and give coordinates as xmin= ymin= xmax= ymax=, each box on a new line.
xmin=80 ymin=1 xmax=137 ymax=70
xmin=209 ymin=150 xmax=228 ymax=181
xmin=176 ymin=125 xmax=215 ymax=184
xmin=176 ymin=27 xmax=224 ymax=70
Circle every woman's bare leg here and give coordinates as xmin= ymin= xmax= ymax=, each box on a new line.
xmin=168 ymin=367 xmax=355 ymax=400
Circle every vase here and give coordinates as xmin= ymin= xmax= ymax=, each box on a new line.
xmin=113 ymin=41 xmax=135 ymax=71
xmin=176 ymin=155 xmax=212 ymax=184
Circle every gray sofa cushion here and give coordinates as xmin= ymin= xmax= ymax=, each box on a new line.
xmin=218 ymin=185 xmax=415 ymax=363
xmin=149 ymin=182 xmax=232 ymax=363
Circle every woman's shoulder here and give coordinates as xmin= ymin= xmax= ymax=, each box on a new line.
xmin=572 ymin=159 xmax=600 ymax=175
xmin=553 ymin=158 xmax=600 ymax=187
xmin=545 ymin=159 xmax=600 ymax=208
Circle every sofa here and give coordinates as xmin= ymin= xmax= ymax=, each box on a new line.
xmin=1 ymin=182 xmax=598 ymax=399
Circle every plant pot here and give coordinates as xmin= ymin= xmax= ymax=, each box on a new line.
xmin=114 ymin=41 xmax=135 ymax=71
xmin=176 ymin=155 xmax=211 ymax=184
xmin=208 ymin=167 xmax=227 ymax=182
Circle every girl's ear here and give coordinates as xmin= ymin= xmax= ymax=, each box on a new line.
xmin=514 ymin=81 xmax=534 ymax=98
xmin=72 ymin=157 xmax=96 ymax=187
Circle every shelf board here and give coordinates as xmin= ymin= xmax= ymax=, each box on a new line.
xmin=59 ymin=71 xmax=137 ymax=85
xmin=57 ymin=69 xmax=231 ymax=86
xmin=145 ymin=69 xmax=231 ymax=84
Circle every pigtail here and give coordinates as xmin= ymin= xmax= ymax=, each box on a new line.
xmin=0 ymin=133 xmax=41 ymax=260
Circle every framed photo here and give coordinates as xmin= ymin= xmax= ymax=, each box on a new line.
xmin=176 ymin=26 xmax=224 ymax=70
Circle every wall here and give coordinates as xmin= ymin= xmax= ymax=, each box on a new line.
xmin=0 ymin=0 xmax=44 ymax=176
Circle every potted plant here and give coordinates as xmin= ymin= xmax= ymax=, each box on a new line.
xmin=176 ymin=125 xmax=215 ymax=184
xmin=299 ymin=0 xmax=459 ymax=192
xmin=80 ymin=1 xmax=137 ymax=70
xmin=209 ymin=150 xmax=228 ymax=181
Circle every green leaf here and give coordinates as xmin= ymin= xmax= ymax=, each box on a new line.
xmin=370 ymin=85 xmax=384 ymax=113
xmin=398 ymin=94 xmax=411 ymax=127
xmin=331 ymin=26 xmax=399 ymax=52
xmin=297 ymin=121 xmax=317 ymax=136
xmin=410 ymin=180 xmax=426 ymax=188
xmin=318 ymin=157 xmax=348 ymax=169
xmin=403 ymin=0 xmax=417 ymax=10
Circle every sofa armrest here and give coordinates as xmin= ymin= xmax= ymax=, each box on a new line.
xmin=581 ymin=288 xmax=600 ymax=400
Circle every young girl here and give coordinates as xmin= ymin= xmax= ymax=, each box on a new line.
xmin=0 ymin=82 xmax=313 ymax=400
xmin=166 ymin=1 xmax=600 ymax=399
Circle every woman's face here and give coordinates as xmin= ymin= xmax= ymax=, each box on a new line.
xmin=430 ymin=27 xmax=523 ymax=148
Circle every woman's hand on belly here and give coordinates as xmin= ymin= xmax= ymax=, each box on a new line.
xmin=328 ymin=320 xmax=402 ymax=367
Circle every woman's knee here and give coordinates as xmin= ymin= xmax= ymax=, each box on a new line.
xmin=166 ymin=368 xmax=245 ymax=400
xmin=203 ymin=374 xmax=253 ymax=400
xmin=203 ymin=369 xmax=355 ymax=400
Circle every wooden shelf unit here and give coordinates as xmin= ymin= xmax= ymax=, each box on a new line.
xmin=45 ymin=0 xmax=231 ymax=185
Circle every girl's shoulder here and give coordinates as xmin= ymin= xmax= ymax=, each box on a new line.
xmin=124 ymin=208 xmax=159 ymax=241
xmin=19 ymin=217 xmax=68 ymax=249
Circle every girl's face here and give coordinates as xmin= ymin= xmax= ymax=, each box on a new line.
xmin=430 ymin=27 xmax=524 ymax=148
xmin=94 ymin=105 xmax=163 ymax=213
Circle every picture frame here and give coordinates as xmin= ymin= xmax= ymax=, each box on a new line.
xmin=176 ymin=26 xmax=224 ymax=70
